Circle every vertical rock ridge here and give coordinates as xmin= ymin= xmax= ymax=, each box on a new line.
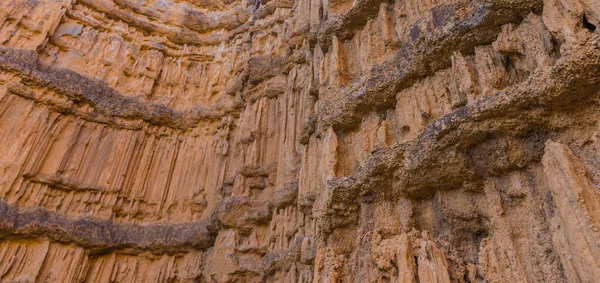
xmin=0 ymin=0 xmax=599 ymax=281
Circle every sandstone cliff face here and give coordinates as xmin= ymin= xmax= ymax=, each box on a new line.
xmin=0 ymin=0 xmax=599 ymax=282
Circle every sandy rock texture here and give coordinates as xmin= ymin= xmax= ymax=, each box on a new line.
xmin=0 ymin=0 xmax=599 ymax=281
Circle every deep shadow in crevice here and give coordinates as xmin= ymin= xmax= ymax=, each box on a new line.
xmin=583 ymin=14 xmax=597 ymax=32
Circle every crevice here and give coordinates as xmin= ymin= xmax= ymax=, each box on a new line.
xmin=583 ymin=14 xmax=596 ymax=32
xmin=414 ymin=256 xmax=421 ymax=282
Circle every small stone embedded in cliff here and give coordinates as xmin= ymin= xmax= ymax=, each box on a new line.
xmin=0 ymin=0 xmax=599 ymax=282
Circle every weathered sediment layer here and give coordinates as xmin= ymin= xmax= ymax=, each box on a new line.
xmin=1 ymin=0 xmax=600 ymax=281
xmin=0 ymin=200 xmax=218 ymax=254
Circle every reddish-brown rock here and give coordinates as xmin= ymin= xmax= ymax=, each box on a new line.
xmin=0 ymin=0 xmax=599 ymax=281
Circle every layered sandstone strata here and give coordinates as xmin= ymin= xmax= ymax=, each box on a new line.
xmin=0 ymin=0 xmax=599 ymax=281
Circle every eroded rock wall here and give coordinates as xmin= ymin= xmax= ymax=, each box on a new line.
xmin=0 ymin=0 xmax=599 ymax=282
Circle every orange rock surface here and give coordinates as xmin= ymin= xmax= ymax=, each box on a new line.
xmin=0 ymin=0 xmax=599 ymax=281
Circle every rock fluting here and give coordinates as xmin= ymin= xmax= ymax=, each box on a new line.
xmin=0 ymin=0 xmax=599 ymax=281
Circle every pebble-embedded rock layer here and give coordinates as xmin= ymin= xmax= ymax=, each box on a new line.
xmin=0 ymin=0 xmax=599 ymax=282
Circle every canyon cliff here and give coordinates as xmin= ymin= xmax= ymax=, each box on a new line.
xmin=1 ymin=0 xmax=600 ymax=282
